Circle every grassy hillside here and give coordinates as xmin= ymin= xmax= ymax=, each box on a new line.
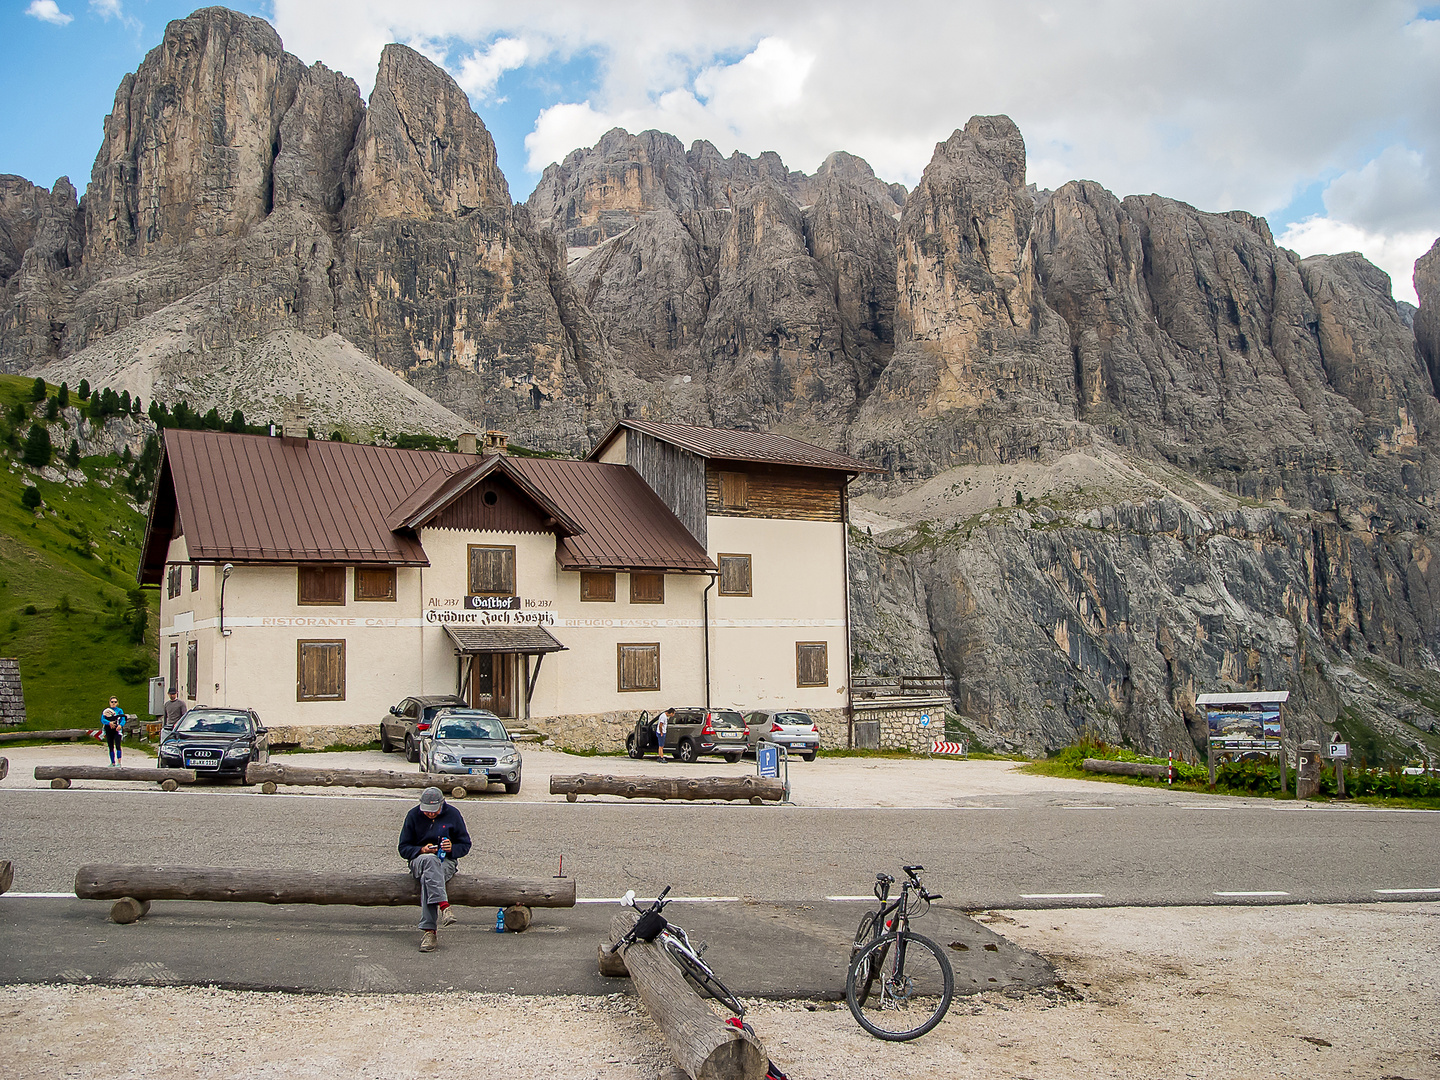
xmin=0 ymin=375 xmax=157 ymax=728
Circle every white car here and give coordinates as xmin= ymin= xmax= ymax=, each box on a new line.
xmin=743 ymin=709 xmax=820 ymax=762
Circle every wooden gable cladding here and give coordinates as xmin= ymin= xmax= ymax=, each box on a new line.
xmin=705 ymin=461 xmax=845 ymax=521
xmin=427 ymin=474 xmax=552 ymax=533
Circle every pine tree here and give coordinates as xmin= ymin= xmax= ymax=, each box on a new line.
xmin=77 ymin=379 xmax=90 ymax=400
xmin=45 ymin=397 xmax=59 ymax=421
xmin=30 ymin=377 xmax=46 ymax=401
xmin=22 ymin=424 xmax=51 ymax=467
xmin=65 ymin=439 xmax=81 ymax=468
xmin=58 ymin=382 xmax=69 ymax=408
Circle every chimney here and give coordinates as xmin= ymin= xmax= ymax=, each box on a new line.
xmin=457 ymin=432 xmax=478 ymax=455
xmin=482 ymin=430 xmax=508 ymax=455
xmin=281 ymin=393 xmax=309 ymax=443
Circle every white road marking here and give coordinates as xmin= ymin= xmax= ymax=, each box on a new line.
xmin=1020 ymin=893 xmax=1105 ymax=899
xmin=1374 ymin=887 xmax=1440 ymax=894
xmin=575 ymin=896 xmax=742 ymax=904
xmin=1214 ymin=891 xmax=1290 ymax=897
xmin=824 ymin=895 xmax=876 ymax=902
xmin=2 ymin=892 xmax=73 ymax=898
xmin=1060 ymin=805 xmax=1115 ymax=810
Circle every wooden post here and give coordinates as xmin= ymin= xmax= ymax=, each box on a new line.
xmin=73 ymin=864 xmax=576 ymax=912
xmin=0 ymin=860 xmax=13 ymax=896
xmin=35 ymin=765 xmax=197 ymax=785
xmin=502 ymin=905 xmax=532 ymax=932
xmin=550 ymin=774 xmax=785 ymax=803
xmin=607 ymin=908 xmax=766 ymax=1080
xmin=51 ymin=778 xmax=70 ymax=789
xmin=110 ymin=897 xmax=151 ymax=924
xmin=1081 ymin=758 xmax=1170 ymax=778
xmin=0 ymin=728 xmax=95 ymax=744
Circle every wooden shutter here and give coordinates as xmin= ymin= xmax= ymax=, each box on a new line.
xmin=629 ymin=573 xmax=665 ymax=604
xmin=167 ymin=565 xmax=181 ymax=599
xmin=190 ymin=564 xmax=199 ymax=591
xmin=718 ymin=554 xmax=752 ymax=596
xmin=797 ymin=642 xmax=828 ymax=687
xmin=298 ymin=566 xmax=346 ymax=605
xmin=355 ymin=567 xmax=397 ymax=601
xmin=720 ymin=471 xmax=749 ymax=510
xmin=186 ymin=640 xmax=199 ymax=699
xmin=168 ymin=643 xmax=179 ymax=695
xmin=297 ymin=640 xmax=346 ymax=701
xmin=617 ymin=643 xmax=661 ymax=692
xmin=468 ymin=545 xmax=515 ymax=596
xmin=580 ymin=571 xmax=616 ymax=602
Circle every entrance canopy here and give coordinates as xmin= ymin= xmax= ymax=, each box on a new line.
xmin=444 ymin=626 xmax=567 ymax=655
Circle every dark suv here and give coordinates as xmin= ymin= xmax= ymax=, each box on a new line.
xmin=626 ymin=707 xmax=749 ymax=763
xmin=380 ymin=695 xmax=467 ymax=762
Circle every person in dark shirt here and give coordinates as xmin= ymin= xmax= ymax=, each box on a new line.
xmin=398 ymin=786 xmax=472 ymax=952
xmin=161 ymin=688 xmax=188 ymax=739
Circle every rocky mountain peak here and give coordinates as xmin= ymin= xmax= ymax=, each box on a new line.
xmin=1416 ymin=237 xmax=1440 ymax=395
xmin=342 ymin=43 xmax=510 ymax=231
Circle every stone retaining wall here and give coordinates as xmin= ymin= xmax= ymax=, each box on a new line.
xmin=0 ymin=658 xmax=24 ymax=726
xmin=850 ymin=696 xmax=951 ymax=753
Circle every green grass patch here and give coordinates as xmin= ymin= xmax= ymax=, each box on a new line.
xmin=0 ymin=374 xmax=157 ymax=729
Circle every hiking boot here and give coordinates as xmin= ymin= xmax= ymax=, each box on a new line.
xmin=439 ymin=905 xmax=457 ymax=927
xmin=419 ymin=930 xmax=437 ymax=952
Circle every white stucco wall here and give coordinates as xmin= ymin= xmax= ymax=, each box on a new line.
xmin=706 ymin=516 xmax=849 ymax=712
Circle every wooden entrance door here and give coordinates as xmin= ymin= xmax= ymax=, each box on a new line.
xmin=471 ymin=654 xmax=516 ymax=717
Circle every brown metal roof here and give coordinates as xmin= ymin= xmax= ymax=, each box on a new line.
xmin=390 ymin=456 xmax=584 ymax=536
xmin=151 ymin=429 xmax=475 ymax=577
xmin=143 ymin=430 xmax=714 ymax=583
xmin=589 ymin=419 xmax=885 ymax=473
xmin=506 ymin=457 xmax=715 ymax=572
xmin=444 ymin=626 xmax=567 ymax=654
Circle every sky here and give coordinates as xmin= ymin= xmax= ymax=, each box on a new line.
xmin=3 ymin=0 xmax=1437 ymax=305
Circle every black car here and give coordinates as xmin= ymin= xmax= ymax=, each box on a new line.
xmin=626 ymin=707 xmax=749 ymax=763
xmin=157 ymin=708 xmax=269 ymax=779
xmin=380 ymin=694 xmax=467 ymax=762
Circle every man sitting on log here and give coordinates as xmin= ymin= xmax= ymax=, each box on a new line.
xmin=398 ymin=787 xmax=472 ymax=952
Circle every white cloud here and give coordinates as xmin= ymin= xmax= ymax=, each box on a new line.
xmin=25 ymin=0 xmax=73 ymax=26
xmin=89 ymin=0 xmax=121 ymax=17
xmin=456 ymin=37 xmax=530 ymax=100
xmin=1278 ymin=216 xmax=1436 ymax=307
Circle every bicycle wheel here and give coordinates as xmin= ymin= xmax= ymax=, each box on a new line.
xmin=849 ymin=910 xmax=881 ymax=1006
xmin=661 ymin=936 xmax=745 ymax=1016
xmin=846 ymin=931 xmax=954 ymax=1041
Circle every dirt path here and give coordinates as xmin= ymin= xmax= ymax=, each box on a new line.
xmin=4 ymin=903 xmax=1435 ymax=1079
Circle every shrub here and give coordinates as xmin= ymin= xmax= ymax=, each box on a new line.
xmin=21 ymin=485 xmax=41 ymax=511
xmin=23 ymin=604 xmax=37 ymax=615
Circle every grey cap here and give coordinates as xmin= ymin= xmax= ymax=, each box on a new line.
xmin=418 ymin=786 xmax=445 ymax=811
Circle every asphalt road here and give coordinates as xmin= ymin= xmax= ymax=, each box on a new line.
xmin=1 ymin=785 xmax=1436 ymax=995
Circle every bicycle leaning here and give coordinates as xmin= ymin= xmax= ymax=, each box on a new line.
xmin=606 ymin=886 xmax=745 ymax=1017
xmin=846 ymin=864 xmax=954 ymax=1041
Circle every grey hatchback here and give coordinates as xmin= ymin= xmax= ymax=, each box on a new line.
xmin=744 ymin=709 xmax=820 ymax=761
xmin=418 ymin=708 xmax=523 ymax=794
xmin=380 ymin=694 xmax=466 ymax=762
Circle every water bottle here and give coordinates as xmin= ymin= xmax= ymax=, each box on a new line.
xmin=436 ymin=826 xmax=446 ymax=862
xmin=495 ymin=908 xmax=506 ymax=933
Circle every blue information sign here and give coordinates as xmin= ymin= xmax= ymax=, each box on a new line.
xmin=758 ymin=744 xmax=779 ymax=779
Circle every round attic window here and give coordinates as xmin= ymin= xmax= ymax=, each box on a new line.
xmin=483 ymin=490 xmax=499 ymax=506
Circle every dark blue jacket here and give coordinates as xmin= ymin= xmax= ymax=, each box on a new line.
xmin=398 ymin=804 xmax=472 ymax=862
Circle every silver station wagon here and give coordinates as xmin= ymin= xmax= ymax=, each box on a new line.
xmin=419 ymin=708 xmax=523 ymax=794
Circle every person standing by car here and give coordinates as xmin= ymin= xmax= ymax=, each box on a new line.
xmin=100 ymin=696 xmax=126 ymax=766
xmin=398 ymin=787 xmax=472 ymax=952
xmin=161 ymin=687 xmax=187 ymax=739
xmin=654 ymin=707 xmax=673 ymax=762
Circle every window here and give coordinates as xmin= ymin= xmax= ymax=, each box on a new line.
xmin=617 ymin=643 xmax=660 ymax=692
xmin=297 ymin=640 xmax=346 ymax=701
xmin=797 ymin=642 xmax=829 ymax=687
xmin=630 ymin=572 xmax=664 ymax=604
xmin=298 ymin=566 xmax=346 ymax=606
xmin=355 ymin=567 xmax=397 ymax=602
xmin=468 ymin=545 xmax=515 ymax=596
xmin=186 ymin=640 xmax=199 ymax=699
xmin=718 ymin=554 xmax=752 ymax=596
xmin=190 ymin=564 xmax=199 ymax=591
xmin=168 ymin=643 xmax=179 ymax=695
xmin=580 ymin=571 xmax=616 ymax=602
xmin=166 ymin=564 xmax=182 ymax=599
xmin=720 ymin=471 xmax=749 ymax=510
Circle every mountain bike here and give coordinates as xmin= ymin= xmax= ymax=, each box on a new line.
xmin=846 ymin=864 xmax=954 ymax=1041
xmin=607 ymin=886 xmax=745 ymax=1016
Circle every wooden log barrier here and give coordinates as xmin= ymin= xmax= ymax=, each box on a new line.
xmin=607 ymin=907 xmax=765 ymax=1080
xmin=0 ymin=860 xmax=13 ymax=895
xmin=247 ymin=762 xmax=492 ymax=796
xmin=35 ymin=765 xmax=197 ymax=787
xmin=74 ymin=865 xmax=576 ymax=919
xmin=1081 ymin=758 xmax=1170 ymax=779
xmin=551 ymin=774 xmax=785 ymax=803
xmin=0 ymin=728 xmax=95 ymax=745
xmin=0 ymin=756 xmax=7 ymax=781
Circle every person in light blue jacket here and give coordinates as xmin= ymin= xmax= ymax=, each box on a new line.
xmin=101 ymin=695 xmax=126 ymax=765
